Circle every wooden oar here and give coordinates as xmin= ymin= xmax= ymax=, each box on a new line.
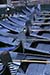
xmin=37 ymin=17 xmax=50 ymax=20
xmin=19 ymin=38 xmax=50 ymax=42
xmin=41 ymin=11 xmax=50 ymax=14
xmin=40 ymin=14 xmax=50 ymax=16
xmin=31 ymin=29 xmax=50 ymax=32
xmin=12 ymin=1 xmax=20 ymax=4
xmin=32 ymin=22 xmax=50 ymax=26
xmin=13 ymin=59 xmax=50 ymax=64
